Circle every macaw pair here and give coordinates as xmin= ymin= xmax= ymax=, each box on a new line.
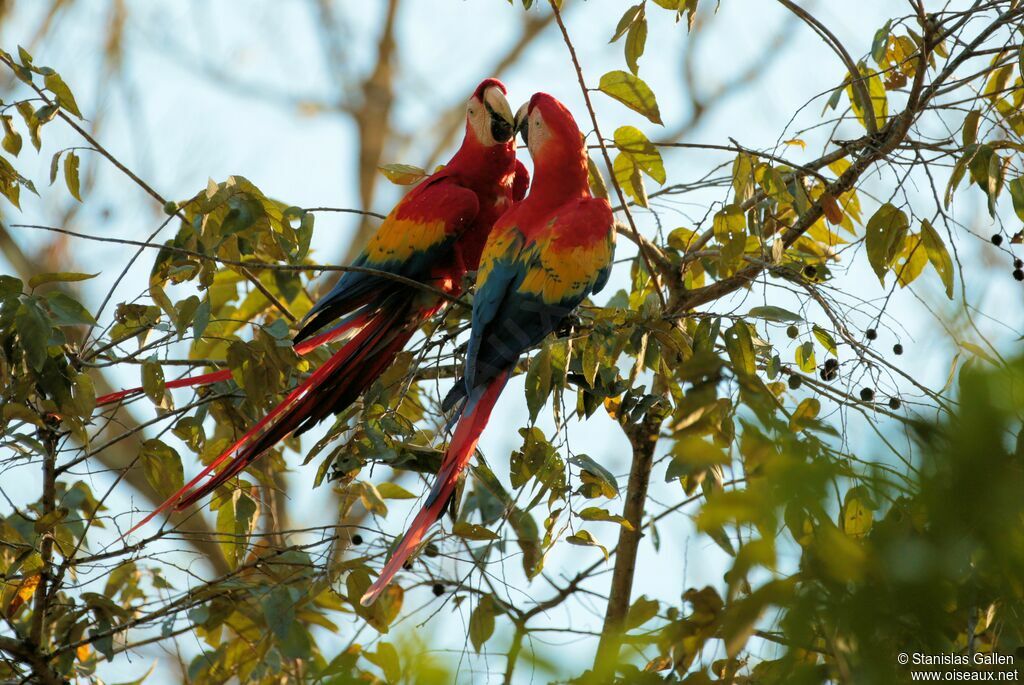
xmin=118 ymin=80 xmax=616 ymax=607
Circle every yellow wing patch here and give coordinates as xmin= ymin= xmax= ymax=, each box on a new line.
xmin=477 ymin=224 xmax=524 ymax=285
xmin=364 ymin=216 xmax=449 ymax=264
xmin=519 ymin=236 xmax=613 ymax=303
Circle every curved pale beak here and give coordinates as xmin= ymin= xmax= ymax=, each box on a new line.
xmin=514 ymin=102 xmax=530 ymax=147
xmin=483 ymin=85 xmax=515 ymax=143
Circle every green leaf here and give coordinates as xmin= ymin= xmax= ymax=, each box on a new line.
xmin=0 ymin=275 xmax=22 ymax=298
xmin=1007 ymin=177 xmax=1024 ymax=223
xmin=610 ymin=3 xmax=644 ymax=42
xmin=261 ymin=586 xmax=297 ymax=641
xmin=365 ymin=643 xmax=401 ymax=683
xmin=139 ymin=439 xmax=184 ymax=500
xmin=15 ymin=300 xmax=50 ymax=371
xmin=469 ymin=596 xmax=497 ymax=653
xmin=598 ymin=70 xmax=662 ymax=125
xmin=724 ymin=322 xmax=755 ymax=376
xmin=613 ymin=126 xmax=665 ymax=184
xmin=666 ymin=436 xmax=728 ymax=481
xmin=865 ymin=203 xmax=908 ymax=283
xmin=919 ymin=219 xmax=954 ymax=299
xmin=141 ymin=359 xmax=165 ymax=405
xmin=44 ymin=72 xmax=82 ymax=118
xmin=747 ymin=305 xmax=802 ymax=323
xmin=812 ymin=325 xmax=838 ymax=356
xmin=452 ymin=521 xmax=499 ymax=541
xmin=625 ymin=596 xmax=660 ymax=630
xmin=586 ymin=155 xmax=608 ymax=200
xmin=713 ymin=204 xmax=746 ymax=271
xmin=871 ymin=20 xmax=892 ymax=64
xmin=378 ymin=163 xmax=426 ymax=185
xmin=524 ymin=342 xmax=552 ymax=423
xmin=962 ymin=109 xmax=980 ymax=148
xmin=28 ymin=271 xmax=98 ymax=289
xmin=625 ymin=16 xmax=647 ymax=75
xmin=45 ymin=291 xmax=95 ymax=325
xmin=569 ymin=454 xmax=618 ymax=495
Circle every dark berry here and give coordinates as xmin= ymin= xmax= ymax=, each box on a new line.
xmin=403 ymin=561 xmax=413 ymax=571
xmin=803 ymin=265 xmax=817 ymax=279
xmin=1015 ymin=259 xmax=1023 ymax=269
xmin=859 ymin=387 xmax=875 ymax=402
xmin=893 ymin=344 xmax=903 ymax=355
xmin=788 ymin=375 xmax=802 ymax=390
xmin=786 ymin=325 xmax=799 ymax=339
xmin=992 ymin=234 xmax=1004 ymax=246
xmin=351 ymin=534 xmax=363 ymax=546
xmin=162 ymin=200 xmax=178 ymax=215
xmin=1014 ymin=268 xmax=1024 ymax=282
xmin=425 ymin=543 xmax=439 ymax=558
xmin=432 ymin=583 xmax=445 ymax=597
xmin=824 ymin=358 xmax=839 ymax=370
xmin=888 ymin=397 xmax=901 ymax=410
xmin=820 ymin=368 xmax=837 ymax=382
xmin=866 ymin=328 xmax=878 ymax=341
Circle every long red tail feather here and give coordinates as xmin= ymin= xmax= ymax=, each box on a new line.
xmin=121 ymin=312 xmax=376 ymax=538
xmin=96 ymin=314 xmax=365 ymax=407
xmin=360 ymin=370 xmax=509 ymax=606
xmin=170 ymin=312 xmax=411 ymax=512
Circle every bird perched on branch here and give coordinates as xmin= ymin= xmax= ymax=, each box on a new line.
xmin=123 ymin=79 xmax=528 ymax=535
xmin=361 ymin=92 xmax=615 ymax=605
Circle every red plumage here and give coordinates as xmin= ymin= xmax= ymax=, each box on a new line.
xmin=121 ymin=79 xmax=528 ymax=537
xmin=360 ymin=93 xmax=615 ymax=605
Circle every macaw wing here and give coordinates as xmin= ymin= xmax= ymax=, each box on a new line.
xmin=297 ymin=177 xmax=479 ymax=341
xmin=466 ymin=198 xmax=615 ymax=390
xmin=464 ymin=223 xmax=526 ymax=390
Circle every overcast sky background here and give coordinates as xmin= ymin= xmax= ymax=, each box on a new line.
xmin=1 ymin=1 xmax=1020 ymax=682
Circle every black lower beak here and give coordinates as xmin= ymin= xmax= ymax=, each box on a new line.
xmin=516 ymin=117 xmax=528 ymax=147
xmin=491 ymin=116 xmax=514 ymax=143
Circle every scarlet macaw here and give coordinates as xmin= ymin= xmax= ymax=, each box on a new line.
xmin=360 ymin=92 xmax=615 ymax=605
xmin=124 ymin=79 xmax=529 ymax=534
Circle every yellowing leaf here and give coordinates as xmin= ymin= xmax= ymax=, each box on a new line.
xmin=789 ymin=397 xmax=820 ymax=432
xmin=44 ymin=72 xmax=82 ymax=118
xmin=724 ymin=322 xmax=755 ymax=376
xmin=625 ymin=16 xmax=647 ymax=75
xmin=566 ymin=529 xmax=609 ymax=559
xmin=865 ymin=203 xmax=908 ymax=283
xmin=378 ymin=163 xmax=427 ymax=185
xmin=27 ymin=271 xmax=98 ymax=289
xmin=920 ymin=219 xmax=954 ymax=299
xmin=846 ymin=63 xmax=888 ymax=131
xmin=376 ymin=482 xmax=416 ymax=500
xmin=7 ymin=573 xmax=39 ymax=616
xmin=783 ymin=138 xmax=806 ymax=149
xmin=842 ymin=487 xmax=875 ymax=537
xmin=613 ymin=125 xmax=665 ymax=184
xmin=795 ymin=341 xmax=816 ymax=373
xmin=598 ymin=70 xmax=662 ymax=125
xmin=452 ymin=521 xmax=499 ymax=541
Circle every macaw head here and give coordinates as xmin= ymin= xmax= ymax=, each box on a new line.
xmin=514 ymin=93 xmax=587 ymax=191
xmin=466 ymin=78 xmax=516 ymax=147
xmin=514 ymin=92 xmax=584 ymax=161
